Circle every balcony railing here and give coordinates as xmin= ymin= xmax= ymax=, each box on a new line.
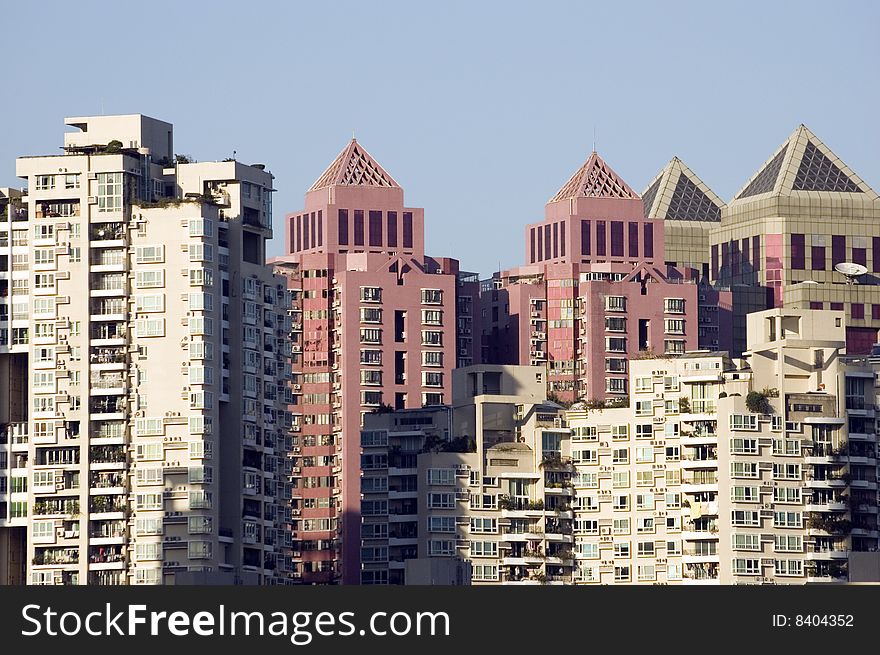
xmin=90 ymin=348 xmax=126 ymax=364
xmin=89 ymin=224 xmax=125 ymax=241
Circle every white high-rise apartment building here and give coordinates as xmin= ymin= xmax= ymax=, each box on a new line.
xmin=567 ymin=307 xmax=879 ymax=585
xmin=0 ymin=114 xmax=291 ymax=585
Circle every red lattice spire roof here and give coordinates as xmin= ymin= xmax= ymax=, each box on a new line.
xmin=309 ymin=139 xmax=400 ymax=191
xmin=550 ymin=151 xmax=638 ymax=203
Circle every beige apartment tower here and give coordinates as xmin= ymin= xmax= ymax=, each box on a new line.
xmin=0 ymin=115 xmax=291 ymax=585
xmin=566 ymin=307 xmax=878 ymax=585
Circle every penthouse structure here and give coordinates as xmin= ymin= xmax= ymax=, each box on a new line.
xmin=482 ymin=152 xmax=731 ymax=403
xmin=0 ymin=114 xmax=290 ymax=585
xmin=274 ymin=139 xmax=480 ymax=584
xmin=711 ymin=125 xmax=880 ymax=355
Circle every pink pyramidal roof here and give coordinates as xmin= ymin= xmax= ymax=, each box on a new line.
xmin=550 ymin=151 xmax=638 ymax=203
xmin=309 ymin=139 xmax=401 ymax=191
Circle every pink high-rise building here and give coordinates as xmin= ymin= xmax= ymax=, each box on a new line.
xmin=273 ymin=140 xmax=479 ymax=584
xmin=483 ymin=152 xmax=730 ymax=403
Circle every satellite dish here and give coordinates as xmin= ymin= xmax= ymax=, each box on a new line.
xmin=835 ymin=262 xmax=867 ymax=283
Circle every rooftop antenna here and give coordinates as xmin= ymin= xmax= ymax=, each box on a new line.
xmin=232 ymin=150 xmax=236 ymax=161
xmin=593 ymin=124 xmax=597 ymax=153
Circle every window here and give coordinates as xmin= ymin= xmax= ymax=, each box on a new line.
xmin=637 ymin=541 xmax=655 ymax=558
xmin=423 ymin=372 xmax=443 ymax=387
xmin=188 ymin=293 xmax=213 ymax=312
xmin=135 ymin=493 xmax=164 ymax=511
xmin=427 ymin=493 xmax=454 ymax=509
xmin=774 ymin=559 xmax=803 ymax=577
xmin=422 ymin=350 xmax=443 ymax=367
xmin=572 ymin=448 xmax=597 ymax=465
xmin=135 ymin=318 xmax=165 ymax=337
xmin=773 ymin=511 xmax=802 ymax=528
xmin=772 ymin=463 xmax=801 ymax=480
xmin=189 ymin=268 xmax=213 ymax=286
xmin=613 ymin=471 xmax=630 ymax=488
xmin=422 ymin=330 xmax=443 ymax=346
xmin=428 ymin=540 xmax=454 ymax=556
xmin=664 ymin=319 xmax=685 ymax=334
xmin=730 ymin=437 xmax=758 ymax=453
xmin=606 ymin=337 xmax=627 ymax=352
xmin=470 ymin=518 xmax=497 ymax=534
xmin=188 ymin=243 xmax=214 ymax=262
xmin=635 ymin=446 xmax=653 ymax=463
xmin=360 ymin=307 xmax=382 ymax=324
xmin=730 ymin=462 xmax=758 ymax=478
xmin=35 ymin=174 xmax=56 ymax=190
xmin=773 ymin=487 xmax=801 ymax=504
xmin=774 ymin=535 xmax=802 ymax=553
xmin=135 ymin=270 xmax=165 ymax=288
xmin=605 ymin=296 xmax=626 ymax=311
xmin=472 ymin=565 xmax=499 ymax=582
xmin=97 ymin=172 xmax=123 ymax=212
xmin=731 ymin=486 xmax=759 ymax=502
xmin=731 ymin=533 xmax=760 ymax=551
xmin=731 ymin=558 xmax=760 ymax=575
xmin=189 ymin=218 xmax=213 ymax=237
xmin=421 ymin=289 xmax=442 ymax=305
xmin=664 ymin=340 xmax=685 ymax=354
xmin=360 ymin=349 xmax=381 ymax=365
xmin=612 ymin=448 xmax=629 ymax=464
xmin=470 ymin=541 xmax=498 ymax=557
xmin=605 ymin=317 xmax=626 ymax=332
xmin=361 ymin=369 xmax=382 ymax=386
xmin=33 ymin=521 xmax=56 ymax=540
xmin=135 ymin=245 xmax=165 ymax=264
xmin=427 ymin=469 xmax=455 ymax=485
xmin=422 ymin=310 xmax=443 ymax=325
xmin=360 ymin=287 xmax=381 ymax=302
xmin=731 ymin=510 xmax=759 ymax=526
xmin=664 ymin=298 xmax=685 ymax=314
xmin=135 ymin=418 xmax=164 ymax=436
xmin=606 ymin=377 xmax=627 ymax=393
xmin=360 ymin=328 xmax=381 ymax=344
xmin=135 ymin=294 xmax=165 ymax=313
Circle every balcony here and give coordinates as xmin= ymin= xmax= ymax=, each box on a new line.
xmin=90 ymin=445 xmax=127 ymax=467
xmin=0 ymin=422 xmax=28 ymax=446
xmin=33 ymin=548 xmax=79 ymax=566
xmin=89 ymin=223 xmax=125 ymax=244
xmin=32 ymin=498 xmax=79 ymax=517
xmin=90 ymin=372 xmax=125 ymax=395
xmin=90 ymin=347 xmax=126 ymax=366
xmin=90 ymin=495 xmax=127 ymax=515
xmin=89 ymin=397 xmax=126 ymax=419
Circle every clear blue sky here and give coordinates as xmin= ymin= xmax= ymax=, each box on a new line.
xmin=2 ymin=0 xmax=878 ymax=276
